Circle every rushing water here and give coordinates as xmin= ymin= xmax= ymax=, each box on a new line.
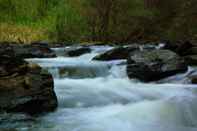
xmin=2 ymin=45 xmax=197 ymax=131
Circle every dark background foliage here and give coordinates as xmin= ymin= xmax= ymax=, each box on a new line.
xmin=0 ymin=0 xmax=196 ymax=43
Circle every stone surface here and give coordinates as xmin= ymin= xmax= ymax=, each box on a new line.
xmin=163 ymin=41 xmax=194 ymax=56
xmin=127 ymin=50 xmax=188 ymax=82
xmin=0 ymin=43 xmax=56 ymax=58
xmin=0 ymin=46 xmax=57 ymax=114
xmin=184 ymin=47 xmax=197 ymax=56
xmin=190 ymin=76 xmax=197 ymax=84
xmin=184 ymin=55 xmax=197 ymax=65
xmin=176 ymin=41 xmax=193 ymax=56
xmin=93 ymin=45 xmax=139 ymax=61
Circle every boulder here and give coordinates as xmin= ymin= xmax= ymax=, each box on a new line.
xmin=163 ymin=41 xmax=194 ymax=56
xmin=0 ymin=55 xmax=57 ymax=114
xmin=93 ymin=45 xmax=139 ymax=61
xmin=184 ymin=47 xmax=197 ymax=56
xmin=14 ymin=45 xmax=56 ymax=58
xmin=66 ymin=47 xmax=91 ymax=57
xmin=184 ymin=55 xmax=197 ymax=65
xmin=30 ymin=41 xmax=50 ymax=47
xmin=0 ymin=43 xmax=56 ymax=58
xmin=190 ymin=76 xmax=197 ymax=84
xmin=163 ymin=41 xmax=179 ymax=52
xmin=127 ymin=50 xmax=188 ymax=82
xmin=176 ymin=41 xmax=193 ymax=56
xmin=32 ymin=41 xmax=68 ymax=48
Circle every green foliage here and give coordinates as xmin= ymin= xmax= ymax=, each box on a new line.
xmin=0 ymin=0 xmax=196 ymax=43
xmin=50 ymin=0 xmax=88 ymax=42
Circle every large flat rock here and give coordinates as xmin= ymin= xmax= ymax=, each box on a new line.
xmin=127 ymin=50 xmax=188 ymax=82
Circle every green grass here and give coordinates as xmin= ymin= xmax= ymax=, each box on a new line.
xmin=0 ymin=0 xmax=196 ymax=43
xmin=0 ymin=0 xmax=87 ymax=43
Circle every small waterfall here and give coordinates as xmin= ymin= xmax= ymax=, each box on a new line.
xmin=27 ymin=46 xmax=125 ymax=79
xmin=4 ymin=45 xmax=197 ymax=131
xmin=51 ymin=47 xmax=67 ymax=57
xmin=26 ymin=58 xmax=124 ymax=79
xmin=51 ymin=45 xmax=113 ymax=57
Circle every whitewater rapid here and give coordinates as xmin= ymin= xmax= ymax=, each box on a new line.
xmin=2 ymin=45 xmax=197 ymax=131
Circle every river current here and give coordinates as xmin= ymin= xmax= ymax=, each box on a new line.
xmin=1 ymin=46 xmax=197 ymax=131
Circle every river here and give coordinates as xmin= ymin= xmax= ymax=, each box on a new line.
xmin=1 ymin=46 xmax=197 ymax=131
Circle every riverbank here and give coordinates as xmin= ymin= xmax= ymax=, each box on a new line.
xmin=1 ymin=0 xmax=197 ymax=44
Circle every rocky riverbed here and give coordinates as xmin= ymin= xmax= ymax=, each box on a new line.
xmin=1 ymin=41 xmax=197 ymax=131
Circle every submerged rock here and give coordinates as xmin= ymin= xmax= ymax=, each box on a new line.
xmin=127 ymin=50 xmax=188 ymax=82
xmin=93 ymin=45 xmax=139 ymax=61
xmin=0 ymin=55 xmax=57 ymax=114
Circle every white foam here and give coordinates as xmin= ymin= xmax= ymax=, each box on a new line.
xmin=24 ymin=46 xmax=197 ymax=131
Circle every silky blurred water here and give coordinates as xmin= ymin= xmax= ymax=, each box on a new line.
xmin=2 ymin=46 xmax=197 ymax=131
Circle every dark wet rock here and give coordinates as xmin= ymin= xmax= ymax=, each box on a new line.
xmin=0 ymin=55 xmax=57 ymax=114
xmin=184 ymin=47 xmax=197 ymax=56
xmin=31 ymin=41 xmax=49 ymax=47
xmin=184 ymin=55 xmax=197 ymax=65
xmin=0 ymin=43 xmax=56 ymax=58
xmin=163 ymin=41 xmax=194 ymax=56
xmin=49 ymin=42 xmax=74 ymax=48
xmin=0 ymin=56 xmax=28 ymax=77
xmin=93 ymin=45 xmax=139 ymax=61
xmin=127 ymin=50 xmax=188 ymax=82
xmin=66 ymin=47 xmax=91 ymax=57
xmin=176 ymin=41 xmax=193 ymax=56
xmin=0 ymin=43 xmax=16 ymax=57
xmin=163 ymin=41 xmax=179 ymax=52
xmin=190 ymin=76 xmax=197 ymax=84
xmin=14 ymin=45 xmax=56 ymax=58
